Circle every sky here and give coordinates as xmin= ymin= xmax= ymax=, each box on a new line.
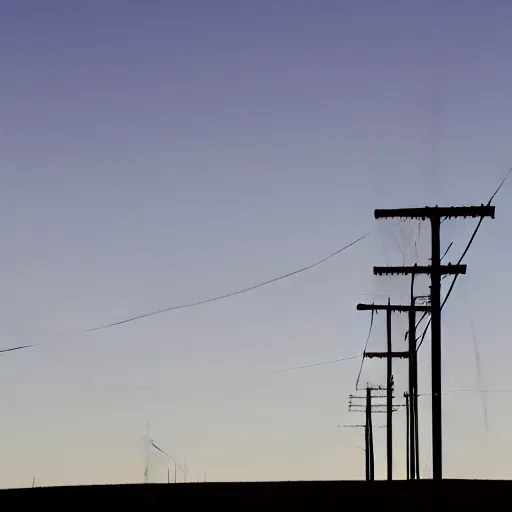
xmin=0 ymin=0 xmax=512 ymax=487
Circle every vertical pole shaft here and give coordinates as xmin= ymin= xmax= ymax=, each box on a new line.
xmin=405 ymin=393 xmax=410 ymax=481
xmin=365 ymin=387 xmax=370 ymax=481
xmin=415 ymin=368 xmax=420 ymax=480
xmin=368 ymin=389 xmax=375 ymax=480
xmin=386 ymin=303 xmax=393 ymax=481
xmin=431 ymin=215 xmax=442 ymax=480
xmin=175 ymin=461 xmax=177 ymax=484
xmin=408 ymin=307 xmax=416 ymax=480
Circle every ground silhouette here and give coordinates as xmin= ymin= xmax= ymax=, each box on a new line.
xmin=0 ymin=479 xmax=509 ymax=509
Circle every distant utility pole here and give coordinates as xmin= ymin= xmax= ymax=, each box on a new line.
xmin=366 ymin=387 xmax=374 ymax=481
xmin=357 ymin=300 xmax=429 ymax=481
xmin=349 ymin=386 xmax=402 ymax=480
xmin=374 ymin=205 xmax=495 ymax=480
xmin=338 ymin=422 xmax=386 ymax=480
xmin=405 ymin=392 xmax=410 ymax=480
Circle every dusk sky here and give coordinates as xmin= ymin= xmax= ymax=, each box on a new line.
xmin=1 ymin=0 xmax=512 ymax=487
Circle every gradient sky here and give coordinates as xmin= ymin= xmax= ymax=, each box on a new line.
xmin=1 ymin=0 xmax=512 ymax=488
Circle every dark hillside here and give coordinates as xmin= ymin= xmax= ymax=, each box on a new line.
xmin=0 ymin=479 xmax=508 ymax=509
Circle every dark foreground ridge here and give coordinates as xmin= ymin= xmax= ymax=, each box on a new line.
xmin=0 ymin=479 xmax=509 ymax=509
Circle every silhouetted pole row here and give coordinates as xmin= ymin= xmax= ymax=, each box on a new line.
xmin=349 ymin=386 xmax=403 ymax=480
xmin=357 ymin=301 xmax=428 ymax=480
xmin=374 ymin=205 xmax=495 ymax=480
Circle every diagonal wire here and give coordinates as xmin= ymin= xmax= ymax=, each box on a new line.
xmin=86 ymin=230 xmax=374 ymax=332
xmin=0 ymin=344 xmax=37 ymax=354
xmin=149 ymin=441 xmax=183 ymax=471
xmin=263 ymin=354 xmax=361 ymax=374
xmin=417 ymin=166 xmax=512 ymax=351
xmin=355 ymin=309 xmax=375 ymax=390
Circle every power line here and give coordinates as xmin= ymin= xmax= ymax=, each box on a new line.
xmin=86 ymin=230 xmax=374 ymax=332
xmin=416 ymin=167 xmax=512 ymax=351
xmin=0 ymin=230 xmax=374 ymax=355
xmin=418 ymin=389 xmax=512 ymax=397
xmin=263 ymin=354 xmax=361 ymax=374
xmin=149 ymin=441 xmax=183 ymax=471
xmin=0 ymin=344 xmax=37 ymax=354
xmin=355 ymin=309 xmax=375 ymax=390
xmin=0 ymin=353 xmax=363 ymax=401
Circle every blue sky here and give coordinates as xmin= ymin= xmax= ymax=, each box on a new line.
xmin=0 ymin=0 xmax=511 ymax=486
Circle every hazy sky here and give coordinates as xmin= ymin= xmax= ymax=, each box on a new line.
xmin=1 ymin=0 xmax=512 ymax=487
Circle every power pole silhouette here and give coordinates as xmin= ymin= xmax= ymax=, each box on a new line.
xmin=366 ymin=387 xmax=374 ymax=481
xmin=405 ymin=392 xmax=410 ymax=480
xmin=357 ymin=300 xmax=429 ymax=480
xmin=375 ymin=205 xmax=495 ymax=480
xmin=338 ymin=422 xmax=385 ymax=480
xmin=349 ymin=386 xmax=403 ymax=480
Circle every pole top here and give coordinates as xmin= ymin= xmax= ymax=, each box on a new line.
xmin=375 ymin=205 xmax=495 ymax=220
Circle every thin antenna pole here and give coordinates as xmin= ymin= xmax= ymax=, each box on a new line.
xmin=168 ymin=468 xmax=170 ymax=484
xmin=144 ymin=422 xmax=150 ymax=484
xmin=175 ymin=460 xmax=177 ymax=483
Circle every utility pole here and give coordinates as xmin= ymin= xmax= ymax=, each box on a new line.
xmin=405 ymin=392 xmax=410 ymax=480
xmin=386 ymin=303 xmax=392 ymax=481
xmin=357 ymin=301 xmax=428 ymax=481
xmin=366 ymin=387 xmax=374 ymax=481
xmin=408 ymin=299 xmax=417 ymax=480
xmin=375 ymin=205 xmax=495 ymax=480
xmin=349 ymin=387 xmax=403 ymax=480
xmin=338 ymin=422 xmax=386 ymax=480
xmin=175 ymin=460 xmax=177 ymax=484
xmin=409 ymin=297 xmax=421 ymax=481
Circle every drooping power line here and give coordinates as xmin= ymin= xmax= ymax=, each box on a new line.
xmin=416 ymin=166 xmax=512 ymax=351
xmin=86 ymin=230 xmax=374 ymax=332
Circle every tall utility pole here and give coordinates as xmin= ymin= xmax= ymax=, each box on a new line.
xmin=375 ymin=205 xmax=495 ymax=480
xmin=409 ymin=295 xmax=421 ymax=481
xmin=408 ymin=298 xmax=417 ymax=480
xmin=357 ymin=301 xmax=428 ymax=481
